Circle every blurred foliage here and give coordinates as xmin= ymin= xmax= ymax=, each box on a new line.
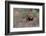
xmin=14 ymin=8 xmax=39 ymax=19
xmin=32 ymin=9 xmax=39 ymax=17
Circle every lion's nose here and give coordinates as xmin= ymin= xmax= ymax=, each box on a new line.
xmin=30 ymin=17 xmax=33 ymax=21
xmin=27 ymin=17 xmax=33 ymax=21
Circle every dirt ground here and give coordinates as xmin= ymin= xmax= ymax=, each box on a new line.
xmin=13 ymin=16 xmax=39 ymax=28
